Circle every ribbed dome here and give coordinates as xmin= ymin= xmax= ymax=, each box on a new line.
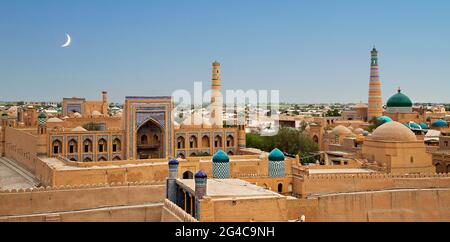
xmin=419 ymin=122 xmax=429 ymax=129
xmin=268 ymin=148 xmax=285 ymax=161
xmin=377 ymin=116 xmax=393 ymax=125
xmin=408 ymin=121 xmax=421 ymax=130
xmin=331 ymin=125 xmax=352 ymax=136
xmin=432 ymin=119 xmax=448 ymax=127
xmin=354 ymin=128 xmax=364 ymax=135
xmin=47 ymin=117 xmax=63 ymax=123
xmin=71 ymin=126 xmax=87 ymax=132
xmin=212 ymin=150 xmax=229 ymax=163
xmin=387 ymin=89 xmax=413 ymax=107
xmin=369 ymin=121 xmax=417 ymax=142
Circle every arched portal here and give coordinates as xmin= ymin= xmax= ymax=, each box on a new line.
xmin=277 ymin=183 xmax=283 ymax=193
xmin=313 ymin=135 xmax=319 ymax=144
xmin=183 ymin=171 xmax=194 ymax=179
xmin=136 ymin=119 xmax=164 ymax=159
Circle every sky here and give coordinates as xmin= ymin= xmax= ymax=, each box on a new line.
xmin=0 ymin=0 xmax=449 ymax=103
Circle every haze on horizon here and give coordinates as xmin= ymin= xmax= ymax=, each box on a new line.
xmin=0 ymin=0 xmax=449 ymax=104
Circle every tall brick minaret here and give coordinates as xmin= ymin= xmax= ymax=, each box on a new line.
xmin=211 ymin=61 xmax=223 ymax=128
xmin=368 ymin=47 xmax=383 ymax=121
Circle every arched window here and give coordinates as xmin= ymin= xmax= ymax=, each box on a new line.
xmin=177 ymin=136 xmax=185 ymax=149
xmin=83 ymin=139 xmax=93 ymax=153
xmin=113 ymin=156 xmax=121 ymax=161
xmin=189 ymin=135 xmax=198 ymax=149
xmin=141 ymin=135 xmax=148 ymax=144
xmin=202 ymin=135 xmax=210 ymax=148
xmin=313 ymin=135 xmax=319 ymax=144
xmin=83 ymin=157 xmax=92 ymax=162
xmin=52 ymin=140 xmax=62 ymax=155
xmin=228 ymin=151 xmax=234 ymax=155
xmin=214 ymin=135 xmax=222 ymax=148
xmin=98 ymin=157 xmax=107 ymax=162
xmin=277 ymin=183 xmax=283 ymax=193
xmin=153 ymin=134 xmax=159 ymax=142
xmin=112 ymin=138 xmax=121 ymax=152
xmin=226 ymin=135 xmax=235 ymax=147
xmin=178 ymin=153 xmax=186 ymax=159
xmin=68 ymin=139 xmax=77 ymax=154
xmin=98 ymin=138 xmax=107 ymax=153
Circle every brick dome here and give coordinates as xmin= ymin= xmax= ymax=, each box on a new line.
xmin=369 ymin=121 xmax=417 ymax=142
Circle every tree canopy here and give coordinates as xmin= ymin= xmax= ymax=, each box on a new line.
xmin=246 ymin=128 xmax=319 ymax=164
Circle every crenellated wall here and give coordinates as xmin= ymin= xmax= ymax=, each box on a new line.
xmin=294 ymin=173 xmax=450 ymax=197
xmin=0 ymin=182 xmax=165 ymax=221
xmin=312 ymin=188 xmax=450 ymax=222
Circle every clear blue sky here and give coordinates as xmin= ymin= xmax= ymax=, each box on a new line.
xmin=1 ymin=0 xmax=449 ymax=103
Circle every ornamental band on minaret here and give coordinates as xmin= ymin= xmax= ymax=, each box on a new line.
xmin=368 ymin=47 xmax=383 ymax=120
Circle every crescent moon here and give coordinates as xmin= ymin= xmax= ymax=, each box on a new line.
xmin=61 ymin=34 xmax=71 ymax=48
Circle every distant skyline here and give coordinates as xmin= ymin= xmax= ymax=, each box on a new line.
xmin=1 ymin=0 xmax=449 ymax=103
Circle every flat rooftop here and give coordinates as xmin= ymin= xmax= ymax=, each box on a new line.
xmin=177 ymin=179 xmax=283 ymax=199
xmin=308 ymin=168 xmax=376 ymax=174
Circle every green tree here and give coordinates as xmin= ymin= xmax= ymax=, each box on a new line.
xmin=325 ymin=109 xmax=341 ymax=117
xmin=246 ymin=128 xmax=319 ymax=162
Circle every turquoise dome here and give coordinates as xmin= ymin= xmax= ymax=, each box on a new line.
xmin=419 ymin=122 xmax=428 ymax=129
xmin=212 ymin=150 xmax=229 ymax=163
xmin=387 ymin=89 xmax=413 ymax=107
xmin=268 ymin=148 xmax=285 ymax=161
xmin=377 ymin=116 xmax=393 ymax=125
xmin=38 ymin=112 xmax=46 ymax=119
xmin=432 ymin=119 xmax=448 ymax=128
xmin=408 ymin=122 xmax=421 ymax=130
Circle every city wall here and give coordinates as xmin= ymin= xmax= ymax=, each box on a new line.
xmin=294 ymin=173 xmax=450 ymax=197
xmin=4 ymin=127 xmax=38 ymax=172
xmin=0 ymin=182 xmax=165 ymax=222
xmin=312 ymin=188 xmax=450 ymax=222
xmin=2 ymin=127 xmax=56 ymax=185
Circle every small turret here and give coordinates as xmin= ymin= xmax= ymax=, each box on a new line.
xmin=167 ymin=158 xmax=179 ymax=202
xmin=36 ymin=111 xmax=48 ymax=156
xmin=194 ymin=170 xmax=207 ymax=199
xmin=268 ymin=148 xmax=286 ymax=178
xmin=212 ymin=150 xmax=230 ymax=179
